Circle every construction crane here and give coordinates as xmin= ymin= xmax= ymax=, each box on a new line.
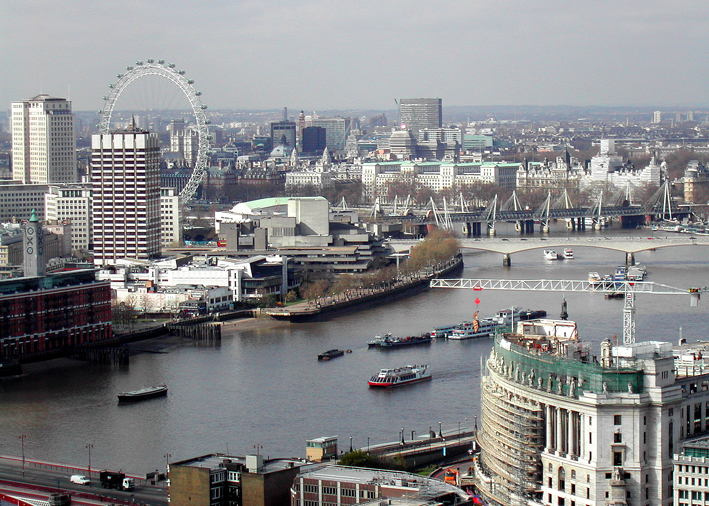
xmin=430 ymin=278 xmax=705 ymax=345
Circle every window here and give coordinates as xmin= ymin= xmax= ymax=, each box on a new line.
xmin=614 ymin=451 xmax=623 ymax=466
xmin=614 ymin=432 xmax=622 ymax=443
xmin=614 ymin=415 xmax=622 ymax=425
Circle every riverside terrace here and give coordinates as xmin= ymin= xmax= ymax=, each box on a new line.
xmin=390 ymin=234 xmax=709 ymax=266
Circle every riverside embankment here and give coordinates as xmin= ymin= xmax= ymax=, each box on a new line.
xmin=262 ymin=254 xmax=464 ymax=321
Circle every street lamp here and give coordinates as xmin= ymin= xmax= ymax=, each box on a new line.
xmin=438 ymin=421 xmax=442 ymax=438
xmin=366 ymin=437 xmax=370 ymax=453
xmin=411 ymin=430 xmax=416 ymax=441
xmin=86 ymin=444 xmax=93 ymax=486
xmin=349 ymin=437 xmax=353 ymax=453
xmin=400 ymin=427 xmax=405 ymax=445
xmin=19 ymin=435 xmax=26 ymax=477
xmin=164 ymin=453 xmax=172 ymax=474
xmin=458 ymin=421 xmax=461 ymax=438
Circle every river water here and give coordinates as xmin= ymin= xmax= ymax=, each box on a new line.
xmin=1 ymin=224 xmax=708 ymax=475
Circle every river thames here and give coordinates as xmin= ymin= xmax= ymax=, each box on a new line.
xmin=1 ymin=227 xmax=708 ymax=475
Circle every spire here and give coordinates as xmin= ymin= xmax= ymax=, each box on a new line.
xmin=30 ymin=209 xmax=38 ymax=222
xmin=320 ymin=147 xmax=331 ymax=166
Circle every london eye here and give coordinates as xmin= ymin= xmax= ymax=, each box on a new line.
xmin=99 ymin=59 xmax=210 ymax=202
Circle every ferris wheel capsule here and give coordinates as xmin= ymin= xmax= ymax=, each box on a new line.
xmin=147 ymin=59 xmax=154 ymax=63
xmin=187 ymin=79 xmax=194 ymax=84
xmin=158 ymin=59 xmax=165 ymax=64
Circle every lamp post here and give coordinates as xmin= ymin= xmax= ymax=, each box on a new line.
xmin=458 ymin=421 xmax=461 ymax=438
xmin=366 ymin=437 xmax=370 ymax=453
xmin=400 ymin=427 xmax=405 ymax=445
xmin=438 ymin=421 xmax=442 ymax=438
xmin=349 ymin=437 xmax=353 ymax=453
xmin=85 ymin=444 xmax=93 ymax=487
xmin=411 ymin=430 xmax=415 ymax=442
xmin=164 ymin=453 xmax=172 ymax=474
xmin=19 ymin=435 xmax=26 ymax=477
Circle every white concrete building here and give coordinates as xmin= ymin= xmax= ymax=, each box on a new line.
xmin=91 ymin=127 xmax=161 ymax=266
xmin=361 ymin=161 xmax=521 ymax=201
xmin=160 ymin=187 xmax=183 ymax=247
xmin=674 ymin=436 xmax=709 ymax=506
xmin=45 ymin=183 xmax=93 ymax=251
xmin=475 ymin=319 xmax=709 ymax=506
xmin=11 ymin=95 xmax=77 ymax=184
xmin=583 ymin=141 xmax=662 ymax=189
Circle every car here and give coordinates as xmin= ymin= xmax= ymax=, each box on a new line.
xmin=70 ymin=475 xmax=90 ymax=485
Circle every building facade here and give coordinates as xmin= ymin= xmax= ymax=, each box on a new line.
xmin=311 ymin=118 xmax=347 ymax=152
xmin=398 ymin=98 xmax=442 ymax=134
xmin=0 ymin=183 xmax=49 ymax=222
xmin=91 ymin=128 xmax=161 ymax=266
xmin=474 ymin=318 xmax=709 ymax=506
xmin=290 ymin=465 xmax=471 ymax=506
xmin=160 ymin=187 xmax=183 ymax=247
xmin=0 ymin=267 xmax=112 ymax=362
xmin=169 ymin=453 xmax=307 ymax=506
xmin=361 ymin=161 xmax=521 ymax=201
xmin=11 ymin=95 xmax=77 ymax=184
xmin=45 ymin=183 xmax=93 ymax=251
xmin=271 ymin=121 xmax=297 ymax=149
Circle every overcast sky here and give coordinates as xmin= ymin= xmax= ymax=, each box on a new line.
xmin=2 ymin=0 xmax=708 ymax=113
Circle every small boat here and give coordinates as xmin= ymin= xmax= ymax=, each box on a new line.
xmin=588 ymin=272 xmax=602 ymax=285
xmin=627 ymin=265 xmax=646 ymax=281
xmin=318 ymin=349 xmax=345 ymax=360
xmin=544 ymin=250 xmax=559 ymax=260
xmin=368 ymin=364 xmax=431 ymax=388
xmin=118 ymin=385 xmax=168 ymax=402
xmin=563 ymin=248 xmax=574 ymax=259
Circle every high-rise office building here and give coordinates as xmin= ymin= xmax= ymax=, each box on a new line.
xmin=11 ymin=94 xmax=77 ymax=184
xmin=399 ymin=98 xmax=442 ymax=135
xmin=270 ymin=120 xmax=297 ymax=148
xmin=91 ymin=126 xmax=161 ymax=266
xmin=311 ymin=117 xmax=347 ymax=152
xmin=301 ymin=126 xmax=327 ymax=154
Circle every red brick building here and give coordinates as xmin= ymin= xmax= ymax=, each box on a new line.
xmin=0 ymin=269 xmax=112 ymax=361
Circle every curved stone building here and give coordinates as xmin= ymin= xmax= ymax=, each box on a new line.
xmin=474 ymin=319 xmax=709 ymax=506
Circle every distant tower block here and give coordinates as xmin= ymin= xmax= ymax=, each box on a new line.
xmin=306 ymin=436 xmax=338 ymax=462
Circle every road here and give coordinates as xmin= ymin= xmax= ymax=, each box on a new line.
xmin=0 ymin=457 xmax=167 ymax=506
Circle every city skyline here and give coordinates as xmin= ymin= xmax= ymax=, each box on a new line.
xmin=2 ymin=1 xmax=709 ymax=113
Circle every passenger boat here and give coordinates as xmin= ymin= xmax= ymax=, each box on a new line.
xmin=318 ymin=349 xmax=346 ymax=360
xmin=544 ymin=250 xmax=559 ymax=260
xmin=118 ymin=385 xmax=168 ymax=402
xmin=368 ymin=364 xmax=431 ymax=388
xmin=434 ymin=308 xmax=547 ymax=340
xmin=588 ymin=272 xmax=602 ymax=285
xmin=563 ymin=248 xmax=574 ymax=259
xmin=368 ymin=333 xmax=432 ymax=348
xmin=430 ymin=324 xmax=459 ymax=338
xmin=449 ymin=318 xmax=499 ymax=339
